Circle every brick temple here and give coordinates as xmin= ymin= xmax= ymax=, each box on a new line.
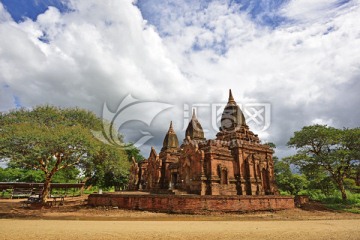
xmin=128 ymin=90 xmax=279 ymax=196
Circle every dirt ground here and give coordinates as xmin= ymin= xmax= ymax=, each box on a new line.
xmin=0 ymin=195 xmax=360 ymax=240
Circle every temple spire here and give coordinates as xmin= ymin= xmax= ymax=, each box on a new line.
xmin=162 ymin=121 xmax=179 ymax=151
xmin=169 ymin=121 xmax=173 ymax=130
xmin=167 ymin=121 xmax=175 ymax=134
xmin=220 ymin=89 xmax=246 ymax=131
xmin=192 ymin=109 xmax=196 ymax=119
xmin=185 ymin=109 xmax=205 ymax=141
xmin=228 ymin=89 xmax=236 ymax=104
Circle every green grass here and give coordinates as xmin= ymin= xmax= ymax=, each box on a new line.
xmin=306 ymin=190 xmax=360 ymax=214
xmin=0 ymin=189 xmax=13 ymax=199
xmin=325 ymin=203 xmax=360 ymax=214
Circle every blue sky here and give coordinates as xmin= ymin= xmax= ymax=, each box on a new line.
xmin=3 ymin=0 xmax=285 ymax=24
xmin=1 ymin=0 xmax=69 ymax=22
xmin=137 ymin=0 xmax=290 ymax=29
xmin=0 ymin=0 xmax=359 ymax=158
xmin=4 ymin=0 xmax=351 ymax=28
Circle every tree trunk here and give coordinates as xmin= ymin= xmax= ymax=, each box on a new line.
xmin=337 ymin=179 xmax=347 ymax=201
xmin=41 ymin=176 xmax=52 ymax=204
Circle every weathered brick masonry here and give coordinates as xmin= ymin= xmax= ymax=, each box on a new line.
xmin=129 ymin=90 xmax=280 ymax=197
xmin=121 ymin=90 xmax=295 ymax=213
xmin=88 ymin=194 xmax=294 ymax=213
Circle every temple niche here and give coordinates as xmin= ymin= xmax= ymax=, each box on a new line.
xmin=132 ymin=90 xmax=279 ymax=196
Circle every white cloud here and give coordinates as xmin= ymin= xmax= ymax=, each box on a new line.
xmin=0 ymin=85 xmax=16 ymax=112
xmin=279 ymin=0 xmax=356 ymax=23
xmin=0 ymin=0 xmax=196 ymax=155
xmin=0 ymin=2 xmax=11 ymax=22
xmin=0 ymin=0 xmax=359 ymax=158
xmin=0 ymin=0 xmax=192 ymax=115
xmin=141 ymin=0 xmax=360 ymax=154
xmin=311 ymin=118 xmax=334 ymax=126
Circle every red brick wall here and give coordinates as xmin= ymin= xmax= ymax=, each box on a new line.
xmin=88 ymin=194 xmax=294 ymax=213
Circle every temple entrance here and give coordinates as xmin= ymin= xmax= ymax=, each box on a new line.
xmin=244 ymin=159 xmax=252 ymax=195
xmin=262 ymin=168 xmax=270 ymax=194
xmin=171 ymin=173 xmax=178 ymax=189
xmin=220 ymin=168 xmax=227 ymax=185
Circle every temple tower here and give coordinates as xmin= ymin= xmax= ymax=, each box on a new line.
xmin=161 ymin=121 xmax=179 ymax=152
xmin=216 ymin=90 xmax=276 ymax=195
xmin=220 ymin=89 xmax=246 ymax=131
xmin=185 ymin=109 xmax=206 ymax=141
xmin=159 ymin=121 xmax=180 ymax=189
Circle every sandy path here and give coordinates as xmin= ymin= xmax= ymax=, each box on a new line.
xmin=1 ymin=219 xmax=359 ymax=240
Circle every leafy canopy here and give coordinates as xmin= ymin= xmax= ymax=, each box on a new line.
xmin=0 ymin=106 xmax=131 ymax=202
xmin=286 ymin=124 xmax=360 ymax=200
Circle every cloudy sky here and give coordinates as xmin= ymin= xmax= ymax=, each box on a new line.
xmin=0 ymin=0 xmax=359 ymax=159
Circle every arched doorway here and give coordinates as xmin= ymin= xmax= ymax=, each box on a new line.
xmin=244 ymin=159 xmax=252 ymax=195
xmin=221 ymin=169 xmax=227 ymax=184
xmin=262 ymin=168 xmax=270 ymax=194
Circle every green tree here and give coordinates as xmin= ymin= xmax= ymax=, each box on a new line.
xmin=274 ymin=157 xmax=308 ymax=195
xmin=52 ymin=167 xmax=81 ymax=183
xmin=0 ymin=167 xmax=45 ymax=182
xmin=125 ymin=143 xmax=144 ymax=162
xmin=86 ymin=144 xmax=129 ymax=190
xmin=287 ymin=125 xmax=360 ymax=200
xmin=0 ymin=167 xmax=23 ymax=182
xmin=299 ymin=164 xmax=337 ymax=196
xmin=0 ymin=165 xmax=80 ymax=183
xmin=0 ymin=106 xmax=130 ymax=203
